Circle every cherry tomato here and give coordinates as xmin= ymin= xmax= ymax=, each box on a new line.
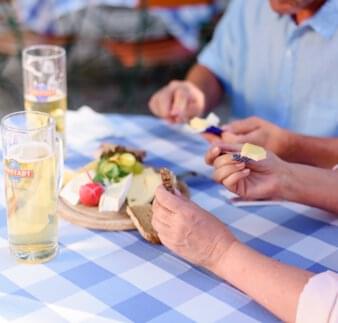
xmin=79 ymin=182 xmax=104 ymax=207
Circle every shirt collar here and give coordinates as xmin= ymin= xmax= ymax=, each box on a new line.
xmin=303 ymin=0 xmax=338 ymax=39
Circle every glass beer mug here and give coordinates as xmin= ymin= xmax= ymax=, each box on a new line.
xmin=22 ymin=45 xmax=67 ymax=146
xmin=1 ymin=111 xmax=63 ymax=263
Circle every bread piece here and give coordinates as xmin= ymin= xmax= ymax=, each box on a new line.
xmin=126 ymin=179 xmax=189 ymax=245
xmin=160 ymin=168 xmax=176 ymax=193
xmin=126 ymin=204 xmax=161 ymax=244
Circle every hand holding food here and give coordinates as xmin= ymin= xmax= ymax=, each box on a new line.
xmin=205 ymin=143 xmax=290 ymax=200
xmin=149 ymin=80 xmax=205 ymax=123
xmin=152 ymin=186 xmax=237 ymax=271
xmin=221 ymin=117 xmax=290 ymax=157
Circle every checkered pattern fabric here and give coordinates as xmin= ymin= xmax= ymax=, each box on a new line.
xmin=1 ymin=112 xmax=338 ymax=323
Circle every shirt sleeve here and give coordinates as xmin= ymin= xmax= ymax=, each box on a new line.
xmin=197 ymin=0 xmax=243 ymax=88
xmin=296 ymin=271 xmax=338 ymax=323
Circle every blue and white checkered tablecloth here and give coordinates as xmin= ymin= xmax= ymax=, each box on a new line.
xmin=1 ymin=112 xmax=338 ymax=323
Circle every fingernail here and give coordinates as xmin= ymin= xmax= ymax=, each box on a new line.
xmin=236 ymin=163 xmax=245 ymax=168
xmin=243 ymin=169 xmax=250 ymax=174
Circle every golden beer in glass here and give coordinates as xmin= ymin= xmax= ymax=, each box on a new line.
xmin=23 ymin=45 xmax=67 ymax=145
xmin=1 ymin=111 xmax=63 ymax=263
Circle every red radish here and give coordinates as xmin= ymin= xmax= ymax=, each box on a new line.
xmin=79 ymin=183 xmax=104 ymax=207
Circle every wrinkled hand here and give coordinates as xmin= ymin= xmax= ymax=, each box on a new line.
xmin=152 ymin=186 xmax=236 ymax=271
xmin=149 ymin=80 xmax=205 ymax=123
xmin=205 ymin=143 xmax=291 ymax=200
xmin=212 ymin=117 xmax=291 ymax=157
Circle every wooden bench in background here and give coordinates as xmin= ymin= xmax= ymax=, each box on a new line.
xmin=0 ymin=0 xmax=213 ymax=67
xmin=102 ymin=0 xmax=213 ymax=67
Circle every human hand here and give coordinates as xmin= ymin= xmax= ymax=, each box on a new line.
xmin=202 ymin=126 xmax=239 ymax=144
xmin=152 ymin=186 xmax=237 ymax=272
xmin=205 ymin=143 xmax=291 ymax=200
xmin=219 ymin=117 xmax=291 ymax=157
xmin=148 ymin=80 xmax=205 ymax=123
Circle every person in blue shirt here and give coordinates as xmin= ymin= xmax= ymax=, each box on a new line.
xmin=149 ymin=0 xmax=338 ymax=138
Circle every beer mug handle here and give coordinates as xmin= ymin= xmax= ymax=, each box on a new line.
xmin=55 ymin=135 xmax=64 ymax=192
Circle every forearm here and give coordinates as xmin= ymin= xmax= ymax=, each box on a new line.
xmin=286 ymin=133 xmax=338 ymax=168
xmin=213 ymin=241 xmax=313 ymax=323
xmin=281 ymin=163 xmax=338 ymax=214
xmin=186 ymin=64 xmax=224 ymax=113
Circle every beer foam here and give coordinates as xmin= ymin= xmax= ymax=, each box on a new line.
xmin=8 ymin=142 xmax=53 ymax=163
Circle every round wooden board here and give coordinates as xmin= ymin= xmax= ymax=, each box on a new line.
xmin=57 ymin=199 xmax=136 ymax=231
xmin=57 ymin=181 xmax=189 ymax=231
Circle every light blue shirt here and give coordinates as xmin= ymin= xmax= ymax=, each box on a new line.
xmin=198 ymin=0 xmax=338 ymax=136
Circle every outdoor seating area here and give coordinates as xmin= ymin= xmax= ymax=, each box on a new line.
xmin=0 ymin=1 xmax=338 ymax=323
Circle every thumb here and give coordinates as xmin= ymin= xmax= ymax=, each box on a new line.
xmin=155 ymin=185 xmax=187 ymax=212
xmin=228 ymin=117 xmax=261 ymax=135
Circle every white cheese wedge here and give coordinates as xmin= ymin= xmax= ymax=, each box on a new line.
xmin=60 ymin=171 xmax=94 ymax=206
xmin=187 ymin=112 xmax=220 ymax=134
xmin=127 ymin=168 xmax=162 ymax=206
xmin=99 ymin=174 xmax=133 ymax=212
xmin=189 ymin=117 xmax=209 ymax=132
xmin=205 ymin=112 xmax=220 ymax=127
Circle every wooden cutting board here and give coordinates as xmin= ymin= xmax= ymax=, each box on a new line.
xmin=57 ymin=199 xmax=136 ymax=231
xmin=57 ymin=181 xmax=189 ymax=231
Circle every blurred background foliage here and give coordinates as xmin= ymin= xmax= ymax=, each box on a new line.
xmin=0 ymin=1 xmax=229 ymax=119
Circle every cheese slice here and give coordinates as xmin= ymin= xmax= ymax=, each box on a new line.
xmin=241 ymin=143 xmax=267 ymax=161
xmin=60 ymin=171 xmax=94 ymax=205
xmin=188 ymin=112 xmax=220 ymax=133
xmin=99 ymin=174 xmax=133 ymax=212
xmin=189 ymin=117 xmax=209 ymax=132
xmin=127 ymin=168 xmax=162 ymax=206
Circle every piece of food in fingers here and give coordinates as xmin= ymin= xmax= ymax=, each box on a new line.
xmin=232 ymin=153 xmax=252 ymax=163
xmin=160 ymin=168 xmax=177 ymax=193
xmin=126 ymin=204 xmax=161 ymax=244
xmin=241 ymin=143 xmax=267 ymax=161
xmin=186 ymin=113 xmax=222 ymax=136
xmin=230 ymin=143 xmax=267 ymax=163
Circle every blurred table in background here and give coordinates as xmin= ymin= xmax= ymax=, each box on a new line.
xmin=1 ymin=0 xmax=228 ymax=66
